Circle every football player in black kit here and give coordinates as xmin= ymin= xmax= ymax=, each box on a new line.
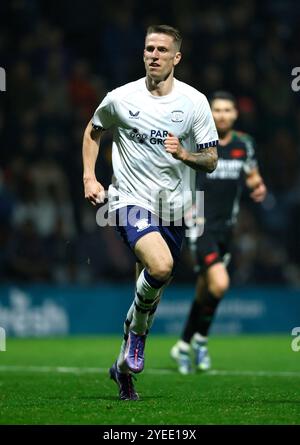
xmin=171 ymin=91 xmax=267 ymax=374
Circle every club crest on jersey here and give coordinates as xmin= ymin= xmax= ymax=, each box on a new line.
xmin=171 ymin=110 xmax=184 ymax=122
xmin=230 ymin=148 xmax=245 ymax=158
xmin=134 ymin=218 xmax=151 ymax=232
xmin=129 ymin=110 xmax=140 ymax=119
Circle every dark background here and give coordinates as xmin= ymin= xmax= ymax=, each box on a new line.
xmin=0 ymin=0 xmax=300 ymax=286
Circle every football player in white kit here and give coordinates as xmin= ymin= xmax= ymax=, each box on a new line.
xmin=82 ymin=25 xmax=219 ymax=400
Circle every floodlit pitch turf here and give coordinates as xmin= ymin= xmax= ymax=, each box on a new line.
xmin=0 ymin=335 xmax=299 ymax=425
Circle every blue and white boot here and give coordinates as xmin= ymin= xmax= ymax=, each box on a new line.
xmin=170 ymin=341 xmax=192 ymax=375
xmin=191 ymin=333 xmax=211 ymax=371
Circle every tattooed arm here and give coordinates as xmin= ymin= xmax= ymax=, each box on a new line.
xmin=164 ymin=133 xmax=218 ymax=173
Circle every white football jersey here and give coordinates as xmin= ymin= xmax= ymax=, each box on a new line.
xmin=92 ymin=77 xmax=218 ymax=220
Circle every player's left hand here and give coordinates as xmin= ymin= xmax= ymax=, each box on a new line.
xmin=250 ymin=182 xmax=267 ymax=202
xmin=164 ymin=133 xmax=186 ymax=161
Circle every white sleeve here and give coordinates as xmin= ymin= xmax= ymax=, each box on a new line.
xmin=193 ymin=96 xmax=219 ymax=151
xmin=92 ymin=92 xmax=117 ymax=130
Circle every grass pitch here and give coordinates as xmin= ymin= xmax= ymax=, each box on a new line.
xmin=0 ymin=335 xmax=299 ymax=425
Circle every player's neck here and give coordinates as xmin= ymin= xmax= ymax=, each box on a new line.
xmin=145 ymin=75 xmax=174 ymax=96
xmin=218 ymin=129 xmax=233 ymax=146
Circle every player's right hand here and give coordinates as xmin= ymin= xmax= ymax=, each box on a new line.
xmin=83 ymin=178 xmax=105 ymax=206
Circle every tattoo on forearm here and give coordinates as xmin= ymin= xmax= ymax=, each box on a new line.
xmin=184 ymin=147 xmax=218 ymax=173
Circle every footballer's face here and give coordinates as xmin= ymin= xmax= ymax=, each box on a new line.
xmin=144 ymin=33 xmax=181 ymax=82
xmin=211 ymin=99 xmax=238 ymax=133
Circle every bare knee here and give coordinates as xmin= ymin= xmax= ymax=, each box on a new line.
xmin=148 ymin=258 xmax=173 ymax=282
xmin=134 ymin=232 xmax=174 ymax=282
xmin=208 ymin=275 xmax=230 ymax=298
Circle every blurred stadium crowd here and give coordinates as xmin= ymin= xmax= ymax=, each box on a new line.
xmin=0 ymin=0 xmax=300 ymax=286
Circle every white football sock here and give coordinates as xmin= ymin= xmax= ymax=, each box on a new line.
xmin=130 ymin=269 xmax=164 ymax=335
